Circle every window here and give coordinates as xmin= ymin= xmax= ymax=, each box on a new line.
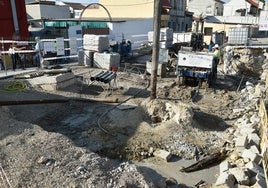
xmin=204 ymin=27 xmax=213 ymax=36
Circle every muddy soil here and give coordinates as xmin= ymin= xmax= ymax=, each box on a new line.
xmin=0 ymin=63 xmax=258 ymax=187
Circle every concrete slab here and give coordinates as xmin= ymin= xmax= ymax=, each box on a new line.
xmin=153 ymin=149 xmax=172 ymax=162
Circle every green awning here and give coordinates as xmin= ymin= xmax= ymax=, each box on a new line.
xmin=44 ymin=21 xmax=108 ymax=28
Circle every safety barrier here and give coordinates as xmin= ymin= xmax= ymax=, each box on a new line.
xmin=1 ymin=38 xmax=82 ymax=69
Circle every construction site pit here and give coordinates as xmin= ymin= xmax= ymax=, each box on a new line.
xmin=0 ymin=47 xmax=267 ymax=187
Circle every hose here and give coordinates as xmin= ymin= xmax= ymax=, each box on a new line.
xmin=97 ymin=74 xmax=150 ymax=136
xmin=2 ymin=81 xmax=27 ymax=92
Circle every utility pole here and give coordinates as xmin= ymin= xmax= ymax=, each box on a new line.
xmin=150 ymin=0 xmax=162 ymax=100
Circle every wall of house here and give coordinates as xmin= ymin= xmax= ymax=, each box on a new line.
xmin=223 ymin=0 xmax=251 ymax=16
xmin=169 ymin=0 xmax=191 ymax=32
xmin=108 ymin=18 xmax=153 ymax=49
xmin=187 ymin=0 xmax=223 ymax=16
xmin=0 ymin=0 xmax=29 ymax=40
xmin=202 ymin=22 xmax=237 ymax=45
xmin=26 ymin=4 xmax=70 ymax=20
xmin=259 ymin=10 xmax=268 ymax=31
xmin=26 ymin=5 xmax=41 ymax=19
xmin=82 ymin=0 xmax=154 ymax=19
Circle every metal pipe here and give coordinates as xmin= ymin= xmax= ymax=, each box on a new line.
xmin=96 ymin=71 xmax=109 ymax=81
xmin=10 ymin=0 xmax=20 ymax=36
xmin=90 ymin=71 xmax=105 ymax=81
xmin=0 ymin=98 xmax=119 ymax=106
xmin=99 ymin=72 xmax=113 ymax=82
xmin=103 ymin=73 xmax=116 ymax=83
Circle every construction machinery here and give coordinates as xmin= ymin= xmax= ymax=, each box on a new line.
xmin=175 ymin=47 xmax=216 ymax=87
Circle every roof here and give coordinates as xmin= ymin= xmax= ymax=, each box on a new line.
xmin=26 ymin=1 xmax=55 ymax=5
xmin=246 ymin=0 xmax=259 ymax=7
xmin=63 ymin=2 xmax=85 ymax=10
xmin=215 ymin=0 xmax=225 ymax=4
xmin=205 ymin=15 xmax=259 ymax=25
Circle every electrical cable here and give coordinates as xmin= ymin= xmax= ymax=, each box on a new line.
xmin=97 ymin=74 xmax=150 ymax=136
xmin=2 ymin=81 xmax=27 ymax=92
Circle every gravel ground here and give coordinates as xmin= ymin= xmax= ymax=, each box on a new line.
xmin=0 ymin=56 xmax=262 ymax=187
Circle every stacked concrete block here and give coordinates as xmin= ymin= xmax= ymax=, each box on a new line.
xmin=29 ymin=72 xmax=77 ymax=91
xmin=78 ymin=49 xmax=84 ymax=65
xmin=241 ymin=149 xmax=262 ymax=164
xmin=93 ymin=52 xmax=120 ymax=70
xmin=220 ymin=160 xmax=231 ymax=173
xmin=153 ymin=149 xmax=171 ymax=162
xmin=215 ymin=172 xmax=236 ymax=187
xmin=83 ymin=34 xmax=110 ymax=52
xmin=248 ymin=133 xmax=261 ymax=147
xmin=235 ymin=135 xmax=248 ymax=148
xmin=84 ymin=50 xmax=94 ymax=67
xmin=239 ymin=128 xmax=256 ymax=136
xmin=146 ymin=61 xmax=166 ymax=77
xmin=249 ymin=145 xmax=260 ymax=154
xmin=148 ymin=28 xmax=173 ymax=48
xmin=229 ymin=167 xmax=250 ymax=186
xmin=245 ymin=161 xmax=264 ymax=177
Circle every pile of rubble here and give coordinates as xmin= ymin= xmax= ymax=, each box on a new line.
xmin=229 ymin=48 xmax=266 ymax=77
xmin=214 ymin=71 xmax=267 ymax=187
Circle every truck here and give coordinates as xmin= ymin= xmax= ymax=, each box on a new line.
xmin=175 ymin=48 xmax=216 ymax=87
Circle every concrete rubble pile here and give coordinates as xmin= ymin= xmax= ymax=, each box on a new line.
xmin=230 ymin=48 xmax=266 ymax=77
xmin=141 ymin=99 xmax=224 ymax=160
xmin=214 ymin=68 xmax=268 ymax=187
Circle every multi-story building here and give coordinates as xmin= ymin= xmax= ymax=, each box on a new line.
xmin=82 ymin=0 xmax=192 ymax=32
xmin=0 ymin=0 xmax=29 ymax=40
xmin=187 ymin=0 xmax=224 ymax=16
xmin=223 ymin=0 xmax=264 ymax=16
xmin=169 ymin=0 xmax=193 ymax=32
xmin=55 ymin=1 xmax=85 ymax=19
xmin=26 ymin=1 xmax=70 ymax=25
xmin=81 ymin=0 xmax=171 ymax=25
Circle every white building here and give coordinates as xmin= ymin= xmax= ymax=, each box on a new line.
xmin=223 ymin=0 xmax=264 ymax=17
xmin=55 ymin=1 xmax=85 ymax=18
xmin=186 ymin=0 xmax=224 ymax=17
xmin=259 ymin=4 xmax=268 ymax=31
xmin=26 ymin=1 xmax=70 ymax=20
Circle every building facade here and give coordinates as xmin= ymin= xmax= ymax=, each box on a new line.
xmin=0 ymin=0 xmax=29 ymax=40
xmin=169 ymin=0 xmax=193 ymax=32
xmin=55 ymin=1 xmax=85 ymax=19
xmin=223 ymin=0 xmax=264 ymax=16
xmin=187 ymin=0 xmax=224 ymax=17
xmin=26 ymin=1 xmax=70 ymax=21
